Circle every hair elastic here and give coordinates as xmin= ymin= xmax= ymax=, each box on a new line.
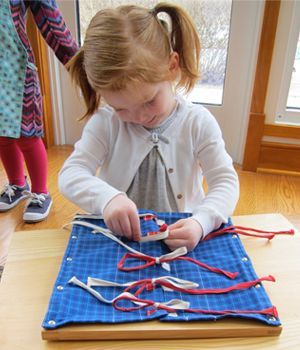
xmin=150 ymin=8 xmax=158 ymax=17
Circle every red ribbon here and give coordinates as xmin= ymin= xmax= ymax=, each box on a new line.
xmin=113 ymin=293 xmax=279 ymax=319
xmin=203 ymin=225 xmax=295 ymax=241
xmin=124 ymin=275 xmax=275 ymax=296
xmin=118 ymin=252 xmax=238 ymax=279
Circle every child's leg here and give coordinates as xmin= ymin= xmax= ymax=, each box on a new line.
xmin=16 ymin=137 xmax=48 ymax=194
xmin=0 ymin=137 xmax=29 ymax=212
xmin=17 ymin=137 xmax=52 ymax=222
xmin=0 ymin=136 xmax=26 ymax=186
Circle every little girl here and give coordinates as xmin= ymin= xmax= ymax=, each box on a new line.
xmin=59 ymin=2 xmax=239 ymax=251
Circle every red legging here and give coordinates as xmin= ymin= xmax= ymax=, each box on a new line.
xmin=0 ymin=136 xmax=48 ymax=194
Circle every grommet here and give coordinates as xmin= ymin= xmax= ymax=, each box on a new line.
xmin=242 ymin=257 xmax=248 ymax=262
xmin=71 ymin=235 xmax=77 ymax=239
xmin=177 ymin=194 xmax=183 ymax=199
xmin=255 ymin=284 xmax=261 ymax=289
xmin=268 ymin=316 xmax=277 ymax=322
xmin=57 ymin=285 xmax=64 ymax=291
xmin=232 ymin=234 xmax=238 ymax=238
xmin=48 ymin=320 xmax=56 ymax=326
xmin=66 ymin=257 xmax=72 ymax=262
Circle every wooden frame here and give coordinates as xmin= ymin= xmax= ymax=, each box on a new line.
xmin=263 ymin=124 xmax=300 ymax=139
xmin=242 ymin=0 xmax=300 ymax=174
xmin=26 ymin=12 xmax=54 ymax=148
xmin=242 ymin=0 xmax=281 ymax=171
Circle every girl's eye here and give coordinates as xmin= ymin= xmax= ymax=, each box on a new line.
xmin=145 ymin=99 xmax=155 ymax=107
xmin=115 ymin=109 xmax=126 ymax=113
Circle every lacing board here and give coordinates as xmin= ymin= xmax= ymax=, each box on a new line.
xmin=42 ymin=210 xmax=292 ymax=338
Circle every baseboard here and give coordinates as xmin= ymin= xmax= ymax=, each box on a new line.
xmin=257 ymin=167 xmax=300 ymax=177
xmin=258 ymin=141 xmax=300 ymax=174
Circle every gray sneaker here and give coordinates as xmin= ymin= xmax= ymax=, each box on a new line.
xmin=0 ymin=182 xmax=30 ymax=212
xmin=23 ymin=192 xmax=53 ymax=223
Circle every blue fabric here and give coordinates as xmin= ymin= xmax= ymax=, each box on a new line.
xmin=43 ymin=211 xmax=280 ymax=329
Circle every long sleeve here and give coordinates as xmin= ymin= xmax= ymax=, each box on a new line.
xmin=28 ymin=0 xmax=78 ymax=64
xmin=58 ymin=112 xmax=124 ymax=215
xmin=191 ymin=113 xmax=239 ymax=236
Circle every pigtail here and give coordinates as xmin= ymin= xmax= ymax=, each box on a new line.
xmin=153 ymin=2 xmax=201 ymax=92
xmin=66 ymin=48 xmax=100 ymax=120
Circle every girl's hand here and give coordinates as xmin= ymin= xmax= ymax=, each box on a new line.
xmin=103 ymin=194 xmax=141 ymax=241
xmin=164 ymin=218 xmax=203 ymax=252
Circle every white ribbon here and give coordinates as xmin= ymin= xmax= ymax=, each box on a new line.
xmin=64 ymin=220 xmax=187 ymax=272
xmin=87 ymin=275 xmax=198 ymax=290
xmin=72 ymin=213 xmax=169 ymax=242
xmin=69 ymin=276 xmax=190 ymax=311
xmin=73 ymin=212 xmax=161 ymax=220
xmin=69 ymin=276 xmax=114 ymax=304
xmin=87 ymin=277 xmax=136 ymax=288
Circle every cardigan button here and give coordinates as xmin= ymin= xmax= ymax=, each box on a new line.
xmin=177 ymin=194 xmax=183 ymax=199
xmin=168 ymin=168 xmax=174 ymax=174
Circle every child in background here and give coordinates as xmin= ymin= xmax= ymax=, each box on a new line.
xmin=0 ymin=0 xmax=78 ymax=222
xmin=59 ymin=2 xmax=239 ymax=251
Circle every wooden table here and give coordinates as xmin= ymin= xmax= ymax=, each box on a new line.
xmin=0 ymin=214 xmax=299 ymax=349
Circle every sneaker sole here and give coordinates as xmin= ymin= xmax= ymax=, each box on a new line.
xmin=23 ymin=201 xmax=53 ymax=223
xmin=0 ymin=195 xmax=27 ymax=212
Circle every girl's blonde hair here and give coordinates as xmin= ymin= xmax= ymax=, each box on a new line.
xmin=67 ymin=2 xmax=200 ymax=119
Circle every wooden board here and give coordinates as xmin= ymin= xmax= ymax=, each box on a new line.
xmin=1 ymin=214 xmax=299 ymax=346
xmin=42 ymin=319 xmax=281 ymax=341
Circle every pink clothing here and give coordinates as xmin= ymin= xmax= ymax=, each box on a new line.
xmin=0 ymin=136 xmax=48 ymax=194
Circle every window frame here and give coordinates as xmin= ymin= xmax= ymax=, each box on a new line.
xmin=265 ymin=0 xmax=300 ymax=126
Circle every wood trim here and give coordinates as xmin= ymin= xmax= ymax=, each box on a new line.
xmin=249 ymin=0 xmax=281 ymax=114
xmin=261 ymin=141 xmax=300 ymax=150
xmin=26 ymin=12 xmax=54 ymax=148
xmin=257 ymin=168 xmax=300 ymax=177
xmin=242 ymin=0 xmax=281 ymax=171
xmin=258 ymin=141 xmax=300 ymax=173
xmin=242 ymin=112 xmax=265 ymax=170
xmin=264 ymin=124 xmax=300 ymax=139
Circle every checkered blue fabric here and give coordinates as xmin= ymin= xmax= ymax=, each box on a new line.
xmin=43 ymin=211 xmax=280 ymax=329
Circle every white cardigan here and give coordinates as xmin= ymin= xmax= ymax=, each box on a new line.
xmin=59 ymin=96 xmax=239 ymax=236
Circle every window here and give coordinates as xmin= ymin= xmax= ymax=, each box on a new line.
xmin=286 ymin=31 xmax=300 ymax=110
xmin=266 ymin=0 xmax=300 ymax=126
xmin=77 ymin=0 xmax=232 ymax=106
xmin=275 ymin=23 xmax=300 ymax=126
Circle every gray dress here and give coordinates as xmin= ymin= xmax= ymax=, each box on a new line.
xmin=126 ymin=102 xmax=179 ymax=212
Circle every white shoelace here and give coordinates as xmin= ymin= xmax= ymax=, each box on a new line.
xmin=1 ymin=184 xmax=18 ymax=202
xmin=23 ymin=191 xmax=47 ymax=209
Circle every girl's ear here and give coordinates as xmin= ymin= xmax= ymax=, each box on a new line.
xmin=168 ymin=52 xmax=180 ymax=79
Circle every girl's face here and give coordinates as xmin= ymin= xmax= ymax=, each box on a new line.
xmin=100 ymin=81 xmax=177 ymax=128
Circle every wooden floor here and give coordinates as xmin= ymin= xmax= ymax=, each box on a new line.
xmin=0 ymin=145 xmax=299 ymax=267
